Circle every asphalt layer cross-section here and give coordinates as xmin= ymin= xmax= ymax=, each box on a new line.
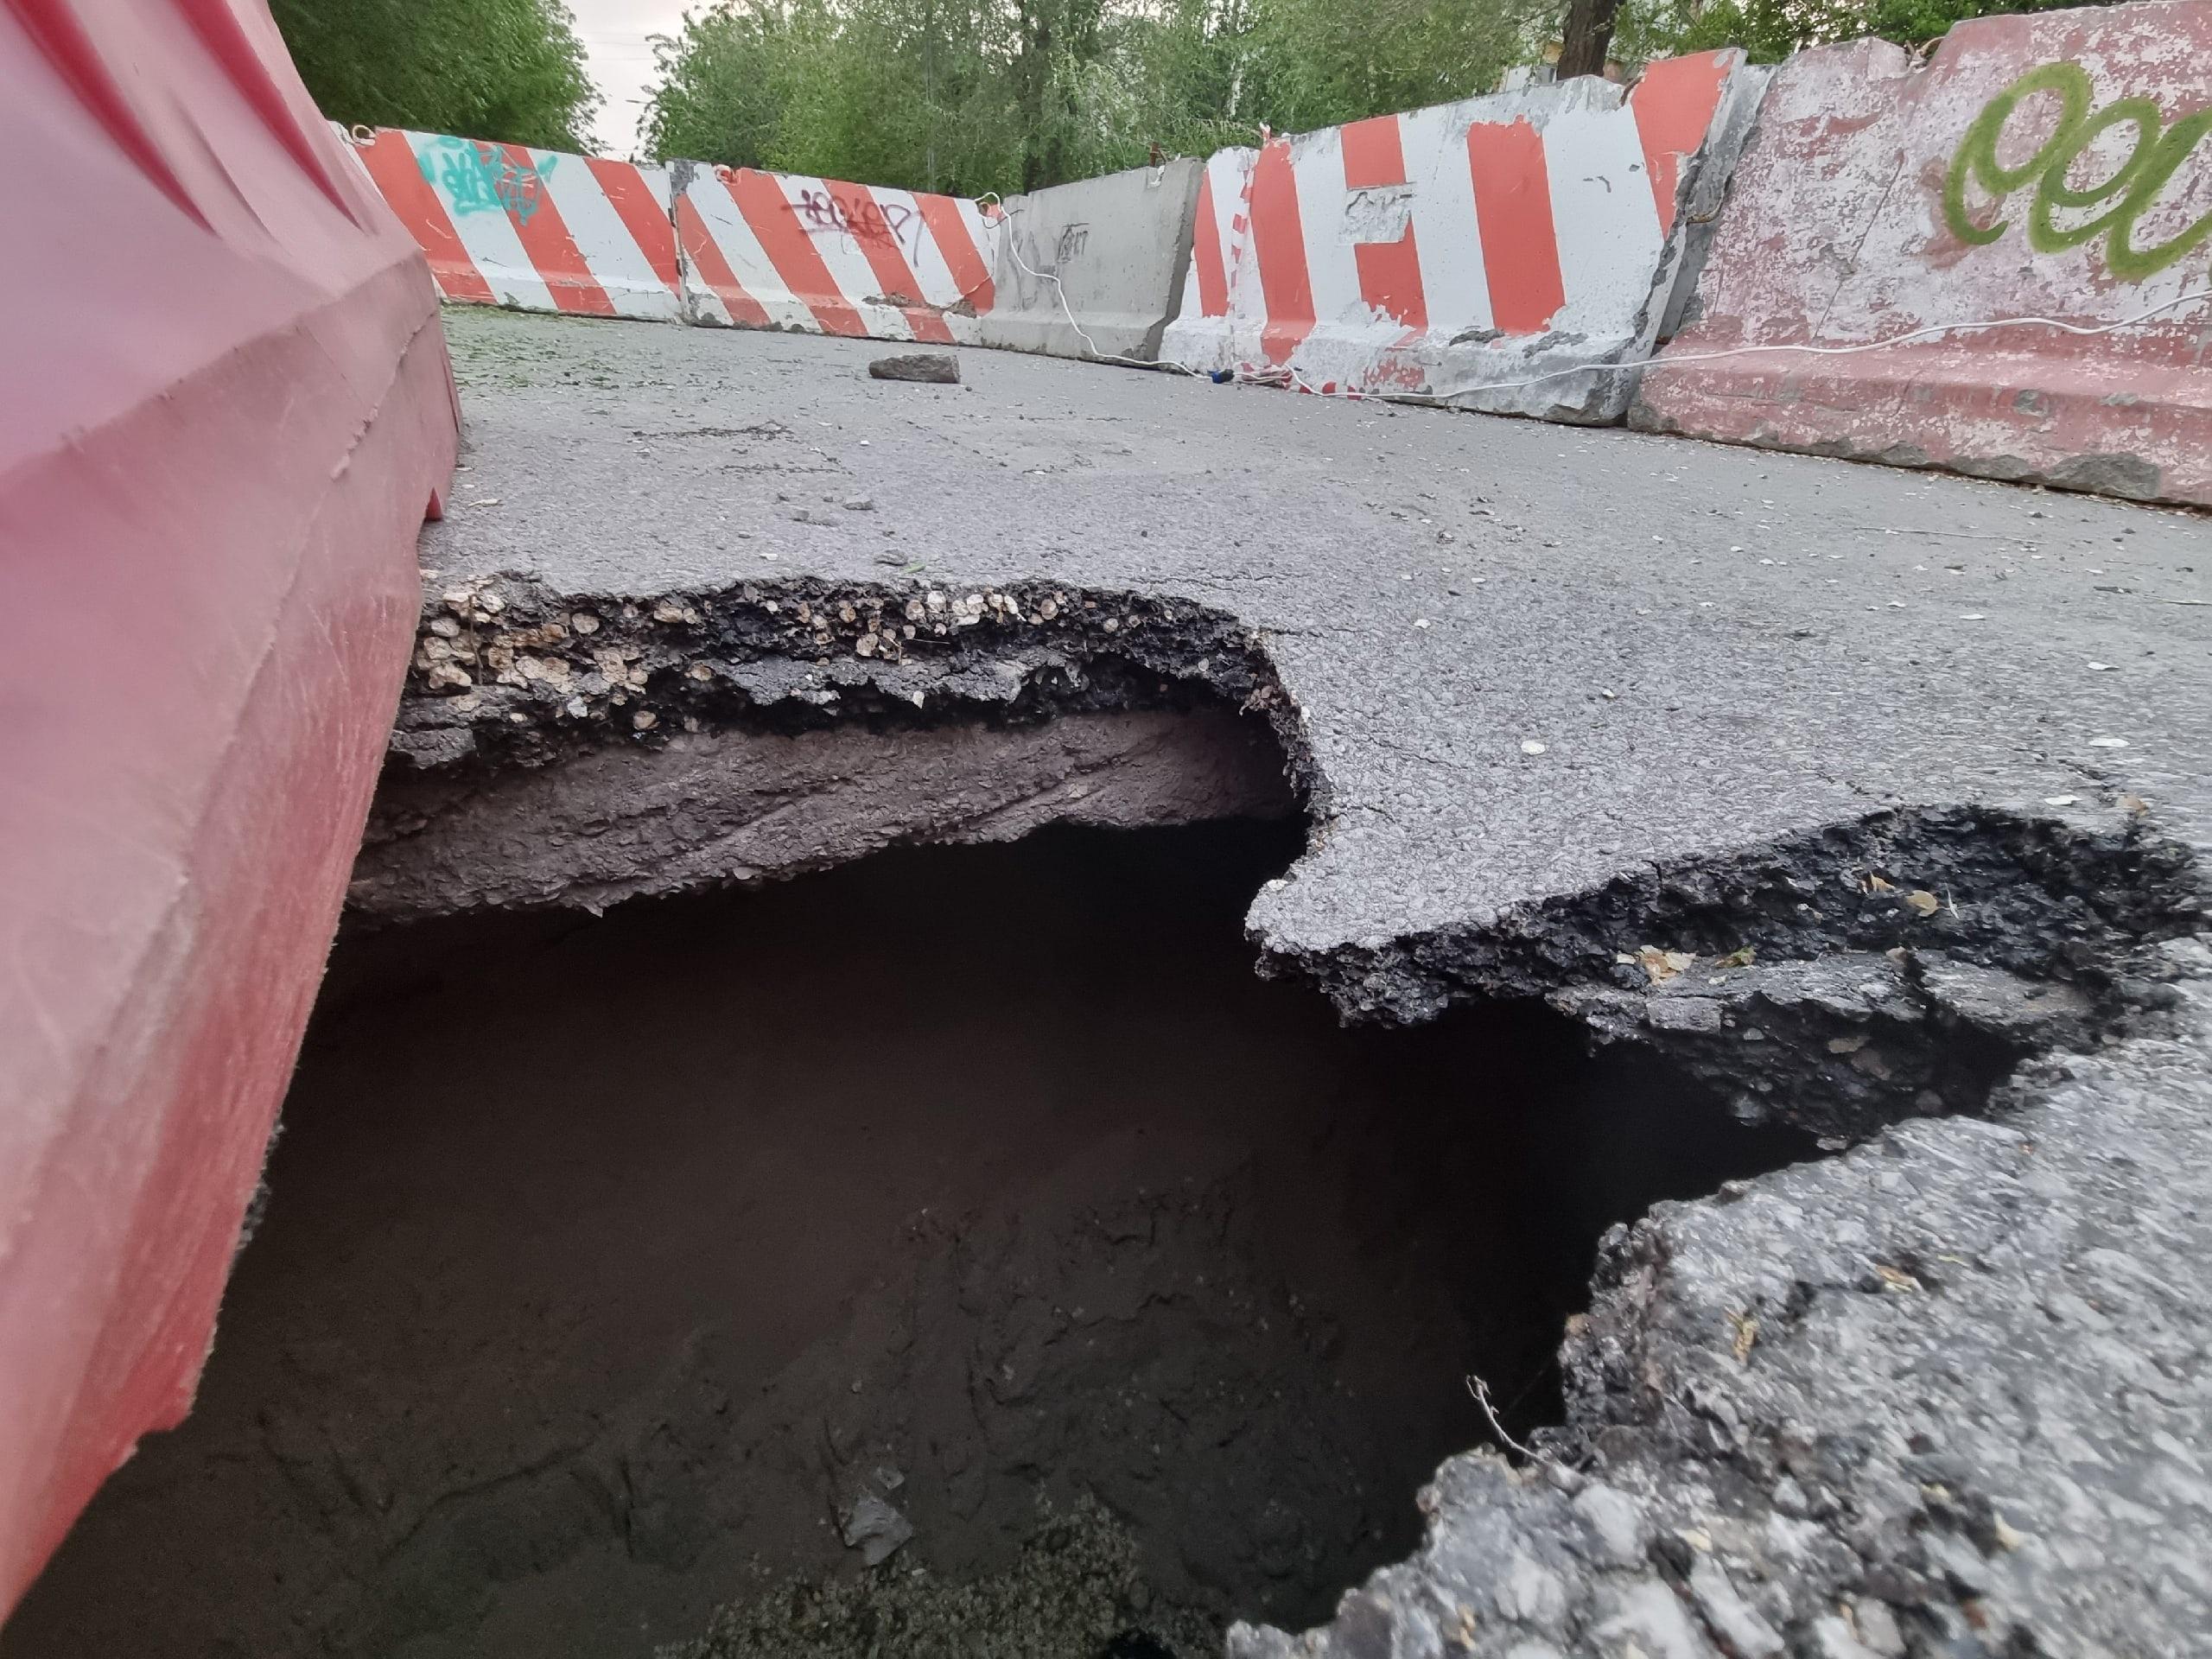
xmin=424 ymin=307 xmax=2209 ymax=957
xmin=417 ymin=305 xmax=2212 ymax=1658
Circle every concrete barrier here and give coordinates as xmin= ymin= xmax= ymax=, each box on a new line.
xmin=977 ymin=160 xmax=1205 ymax=360
xmin=355 ymin=130 xmax=683 ymax=320
xmin=671 ymin=162 xmax=1001 ymax=344
xmin=1634 ymin=3 xmax=2212 ymax=505
xmin=1160 ymin=52 xmax=1767 ymax=419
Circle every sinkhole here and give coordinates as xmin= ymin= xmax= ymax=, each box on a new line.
xmin=12 ymin=818 xmax=1815 ymax=1659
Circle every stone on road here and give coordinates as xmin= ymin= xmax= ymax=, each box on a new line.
xmin=868 ymin=352 xmax=960 ymax=384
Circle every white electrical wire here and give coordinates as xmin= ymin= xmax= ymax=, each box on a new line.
xmin=981 ymin=192 xmax=2212 ymax=410
xmin=980 ymin=188 xmax=1203 ymax=373
xmin=1271 ymin=286 xmax=2212 ymax=408
xmin=1433 ymin=287 xmax=2212 ymax=406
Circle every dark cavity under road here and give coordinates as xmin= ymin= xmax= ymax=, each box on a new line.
xmin=16 ymin=820 xmax=1813 ymax=1658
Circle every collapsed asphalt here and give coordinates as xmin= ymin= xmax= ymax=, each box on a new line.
xmin=409 ymin=306 xmax=2211 ymax=1657
xmin=12 ymin=824 xmax=1814 ymax=1656
xmin=93 ymin=306 xmax=2212 ymax=1656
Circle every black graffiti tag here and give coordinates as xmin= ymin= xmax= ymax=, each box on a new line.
xmin=797 ymin=187 xmax=920 ymax=251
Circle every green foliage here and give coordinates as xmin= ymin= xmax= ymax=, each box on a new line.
xmin=1242 ymin=0 xmax=1544 ymax=134
xmin=272 ymin=0 xmax=600 ymax=150
xmin=1616 ymin=0 xmax=2128 ymax=66
xmin=272 ymin=0 xmax=2136 ymax=182
xmin=640 ymin=0 xmax=1546 ymax=194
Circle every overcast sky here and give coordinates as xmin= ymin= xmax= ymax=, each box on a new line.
xmin=567 ymin=0 xmax=694 ymax=156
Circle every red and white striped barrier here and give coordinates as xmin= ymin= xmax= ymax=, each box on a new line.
xmin=1163 ymin=53 xmax=1764 ymax=420
xmin=351 ymin=133 xmax=1009 ymax=345
xmin=353 ymin=129 xmax=683 ymax=321
xmin=1179 ymin=147 xmax=1260 ymax=335
xmin=672 ymin=163 xmax=1001 ymax=343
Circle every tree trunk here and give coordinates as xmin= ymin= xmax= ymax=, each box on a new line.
xmin=1556 ymin=0 xmax=1620 ymax=80
xmin=1015 ymin=0 xmax=1051 ymax=191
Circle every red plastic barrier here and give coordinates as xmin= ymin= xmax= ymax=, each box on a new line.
xmin=0 ymin=0 xmax=456 ymax=1617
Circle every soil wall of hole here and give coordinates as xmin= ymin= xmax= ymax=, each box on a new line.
xmin=10 ymin=823 xmax=1808 ymax=1659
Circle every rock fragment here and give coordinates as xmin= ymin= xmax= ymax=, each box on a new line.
xmin=839 ymin=1492 xmax=914 ymax=1567
xmin=868 ymin=353 xmax=960 ymax=385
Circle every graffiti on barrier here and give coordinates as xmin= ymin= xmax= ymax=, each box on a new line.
xmin=420 ymin=135 xmax=558 ymax=226
xmin=797 ymin=187 xmax=920 ymax=250
xmin=1943 ymin=61 xmax=2212 ymax=281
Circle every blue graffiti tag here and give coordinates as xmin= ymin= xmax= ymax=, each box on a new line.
xmin=418 ymin=136 xmax=558 ymax=226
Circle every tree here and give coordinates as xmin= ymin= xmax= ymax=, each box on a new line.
xmin=638 ymin=0 xmax=2134 ymax=200
xmin=1556 ymin=0 xmax=1619 ymax=77
xmin=1243 ymin=0 xmax=1543 ymax=131
xmin=639 ymin=0 xmax=1548 ymax=195
xmin=272 ymin=0 xmax=600 ymax=151
xmin=1613 ymin=0 xmax=2131 ymax=65
xmin=641 ymin=0 xmax=810 ymax=171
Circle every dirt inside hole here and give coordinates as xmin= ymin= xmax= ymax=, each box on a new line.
xmin=11 ymin=821 xmax=1812 ymax=1659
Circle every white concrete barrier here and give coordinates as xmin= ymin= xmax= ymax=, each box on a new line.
xmin=978 ymin=160 xmax=1205 ymax=361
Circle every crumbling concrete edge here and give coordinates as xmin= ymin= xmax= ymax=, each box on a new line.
xmin=1430 ymin=55 xmax=1777 ymax=428
xmin=1232 ymin=791 xmax=2211 ymax=1655
xmin=389 ymin=572 xmax=1306 ymax=777
xmin=1643 ymin=60 xmax=1775 ymax=353
xmin=1259 ymin=803 xmax=2204 ymax=1139
xmin=377 ymin=569 xmax=2210 ymax=1659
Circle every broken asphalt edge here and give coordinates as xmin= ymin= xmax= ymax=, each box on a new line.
xmin=371 ymin=563 xmax=2212 ymax=1658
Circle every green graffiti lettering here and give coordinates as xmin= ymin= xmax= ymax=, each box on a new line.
xmin=2107 ymin=106 xmax=2212 ymax=282
xmin=1943 ymin=61 xmax=2090 ymax=246
xmin=2026 ymin=99 xmax=2160 ymax=251
xmin=1942 ymin=61 xmax=2210 ymax=281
